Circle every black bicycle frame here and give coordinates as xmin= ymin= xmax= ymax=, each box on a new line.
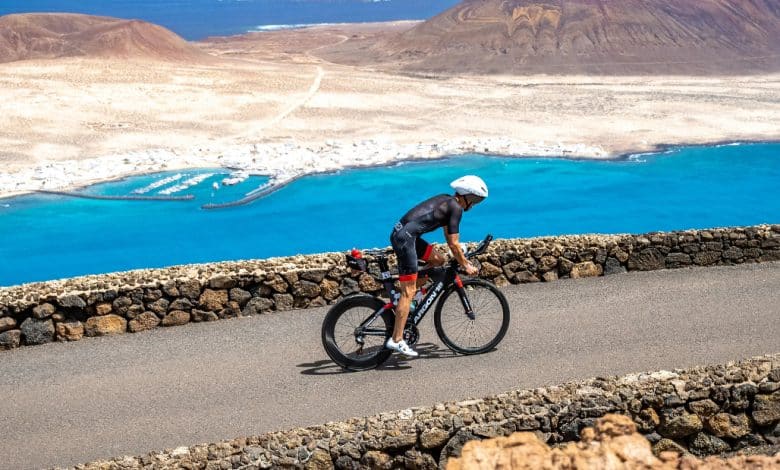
xmin=354 ymin=234 xmax=492 ymax=337
xmin=356 ymin=258 xmax=473 ymax=337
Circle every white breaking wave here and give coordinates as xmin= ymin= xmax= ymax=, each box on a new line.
xmin=251 ymin=22 xmax=338 ymax=32
xmin=158 ymin=173 xmax=214 ymax=195
xmin=133 ymin=173 xmax=183 ymax=194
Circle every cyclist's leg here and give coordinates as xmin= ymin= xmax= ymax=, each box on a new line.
xmin=416 ymin=237 xmax=446 ymax=270
xmin=391 ymin=228 xmax=419 ymax=342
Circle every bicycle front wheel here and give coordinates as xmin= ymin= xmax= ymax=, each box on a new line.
xmin=434 ymin=278 xmax=510 ymax=354
xmin=321 ymin=295 xmax=394 ymax=370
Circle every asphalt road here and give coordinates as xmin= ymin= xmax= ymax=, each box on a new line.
xmin=1 ymin=263 xmax=778 ymax=470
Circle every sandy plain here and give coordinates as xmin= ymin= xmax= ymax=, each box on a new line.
xmin=0 ymin=22 xmax=778 ymax=198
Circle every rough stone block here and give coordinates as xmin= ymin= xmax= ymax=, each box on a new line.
xmin=273 ymin=294 xmax=294 ymax=311
xmin=293 ymin=280 xmax=322 ymax=299
xmin=229 ymin=288 xmax=252 ymax=307
xmin=128 ymin=312 xmax=161 ymax=333
xmin=56 ymin=321 xmax=84 ymax=341
xmin=0 ymin=330 xmax=21 ymax=350
xmin=178 ymin=279 xmax=202 ymax=300
xmin=558 ymin=258 xmax=574 ymax=275
xmin=658 ymin=409 xmax=702 ymax=438
xmin=147 ymin=298 xmax=170 ymax=315
xmin=705 ymin=413 xmax=750 ymax=439
xmin=169 ymin=297 xmax=194 ymax=312
xmin=191 ymin=309 xmax=219 ymax=322
xmin=94 ymin=303 xmax=113 ymax=316
xmin=199 ymin=289 xmax=228 ymax=312
xmin=162 ymin=310 xmax=190 ymax=327
xmin=570 ymin=262 xmax=603 ymax=279
xmin=112 ymin=296 xmax=133 ymax=315
xmin=420 ymin=428 xmax=450 ymax=449
xmin=32 ymin=303 xmax=56 ymax=319
xmin=0 ymin=317 xmax=16 ymax=333
xmin=85 ymin=314 xmax=127 ymax=337
xmin=20 ymin=318 xmax=55 ymax=345
xmin=688 ymin=432 xmax=730 ymax=456
xmin=264 ymin=275 xmax=289 ymax=294
xmin=665 ymin=253 xmax=692 ymax=268
xmin=722 ymin=247 xmax=744 ymax=260
xmin=58 ymin=294 xmax=86 ymax=309
xmin=242 ymin=297 xmax=274 ymax=316
xmin=209 ymin=274 xmax=236 ymax=290
xmin=320 ymin=279 xmax=340 ymax=300
xmin=512 ymin=271 xmax=540 ymax=283
xmin=752 ymin=392 xmax=780 ymax=426
xmin=628 ymin=248 xmax=665 ymax=271
xmin=687 ymin=399 xmax=719 ymax=417
xmin=300 ymin=269 xmax=328 ymax=283
xmin=603 ymin=258 xmax=626 ymax=276
xmin=479 ymin=262 xmax=502 ymax=277
xmin=358 ymin=274 xmax=381 ymax=292
xmin=693 ymin=251 xmax=721 ymax=266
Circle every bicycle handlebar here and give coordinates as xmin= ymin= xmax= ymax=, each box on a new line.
xmin=465 ymin=234 xmax=493 ymax=259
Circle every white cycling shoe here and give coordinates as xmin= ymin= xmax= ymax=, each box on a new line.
xmin=385 ymin=337 xmax=419 ymax=357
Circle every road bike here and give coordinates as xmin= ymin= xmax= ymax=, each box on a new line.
xmin=321 ymin=235 xmax=510 ymax=370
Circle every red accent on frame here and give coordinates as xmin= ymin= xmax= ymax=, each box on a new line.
xmin=384 ymin=303 xmax=394 ymax=309
xmin=422 ymin=244 xmax=433 ymax=262
xmin=455 ymin=275 xmax=464 ymax=288
xmin=399 ymin=273 xmax=418 ymax=282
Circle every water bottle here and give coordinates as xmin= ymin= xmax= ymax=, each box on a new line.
xmin=391 ymin=289 xmax=400 ymax=306
xmin=410 ymin=289 xmax=425 ymax=311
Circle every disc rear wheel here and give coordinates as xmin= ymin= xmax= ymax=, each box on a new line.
xmin=321 ymin=295 xmax=394 ymax=370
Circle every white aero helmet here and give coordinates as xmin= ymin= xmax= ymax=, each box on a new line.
xmin=450 ymin=175 xmax=488 ymax=207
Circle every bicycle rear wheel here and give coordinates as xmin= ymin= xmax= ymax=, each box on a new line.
xmin=434 ymin=278 xmax=510 ymax=354
xmin=321 ymin=295 xmax=394 ymax=370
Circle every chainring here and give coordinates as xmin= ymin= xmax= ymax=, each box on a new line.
xmin=403 ymin=325 xmax=420 ymax=346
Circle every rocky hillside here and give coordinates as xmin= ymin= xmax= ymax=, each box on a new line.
xmin=0 ymin=13 xmax=212 ymax=63
xmin=321 ymin=0 xmax=780 ymax=75
xmin=448 ymin=414 xmax=780 ymax=469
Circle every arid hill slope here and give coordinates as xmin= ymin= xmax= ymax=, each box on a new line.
xmin=318 ymin=0 xmax=780 ymax=75
xmin=0 ymin=13 xmax=212 ymax=63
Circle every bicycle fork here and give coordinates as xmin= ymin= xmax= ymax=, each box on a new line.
xmin=455 ymin=275 xmax=476 ymax=320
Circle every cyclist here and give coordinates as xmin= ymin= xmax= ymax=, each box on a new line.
xmin=386 ymin=175 xmax=488 ymax=357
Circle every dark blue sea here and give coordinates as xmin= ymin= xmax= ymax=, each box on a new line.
xmin=0 ymin=0 xmax=460 ymax=40
xmin=1 ymin=143 xmax=779 ymax=286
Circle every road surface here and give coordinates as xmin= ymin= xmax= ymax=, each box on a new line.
xmin=1 ymin=263 xmax=778 ymax=469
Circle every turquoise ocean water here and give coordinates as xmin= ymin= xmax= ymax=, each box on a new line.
xmin=0 ymin=0 xmax=461 ymax=40
xmin=1 ymin=143 xmax=778 ymax=286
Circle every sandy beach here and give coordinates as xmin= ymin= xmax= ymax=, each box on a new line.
xmin=0 ymin=22 xmax=779 ymax=199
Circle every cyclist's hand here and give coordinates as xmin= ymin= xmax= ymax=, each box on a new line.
xmin=464 ymin=262 xmax=479 ymax=276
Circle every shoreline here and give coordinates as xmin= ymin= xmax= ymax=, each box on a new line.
xmin=0 ymin=137 xmax=611 ymax=201
xmin=1 ymin=138 xmax=777 ymax=202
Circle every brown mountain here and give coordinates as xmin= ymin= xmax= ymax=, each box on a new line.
xmin=0 ymin=13 xmax=212 ymax=64
xmin=321 ymin=0 xmax=780 ymax=74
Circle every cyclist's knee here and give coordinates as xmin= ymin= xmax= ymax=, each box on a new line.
xmin=427 ymin=248 xmax=446 ymax=266
xmin=399 ymin=280 xmax=417 ymax=296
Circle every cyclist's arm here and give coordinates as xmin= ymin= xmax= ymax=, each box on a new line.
xmin=444 ymin=229 xmax=470 ymax=267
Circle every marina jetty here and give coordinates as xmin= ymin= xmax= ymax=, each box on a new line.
xmin=202 ymin=175 xmax=300 ymax=210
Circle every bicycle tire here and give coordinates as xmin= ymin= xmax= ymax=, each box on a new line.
xmin=321 ymin=294 xmax=395 ymax=370
xmin=434 ymin=278 xmax=510 ymax=354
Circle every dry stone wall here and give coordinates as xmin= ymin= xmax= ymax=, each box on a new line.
xmin=447 ymin=414 xmax=780 ymax=470
xmin=67 ymin=354 xmax=780 ymax=469
xmin=2 ymin=224 xmax=778 ymax=351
